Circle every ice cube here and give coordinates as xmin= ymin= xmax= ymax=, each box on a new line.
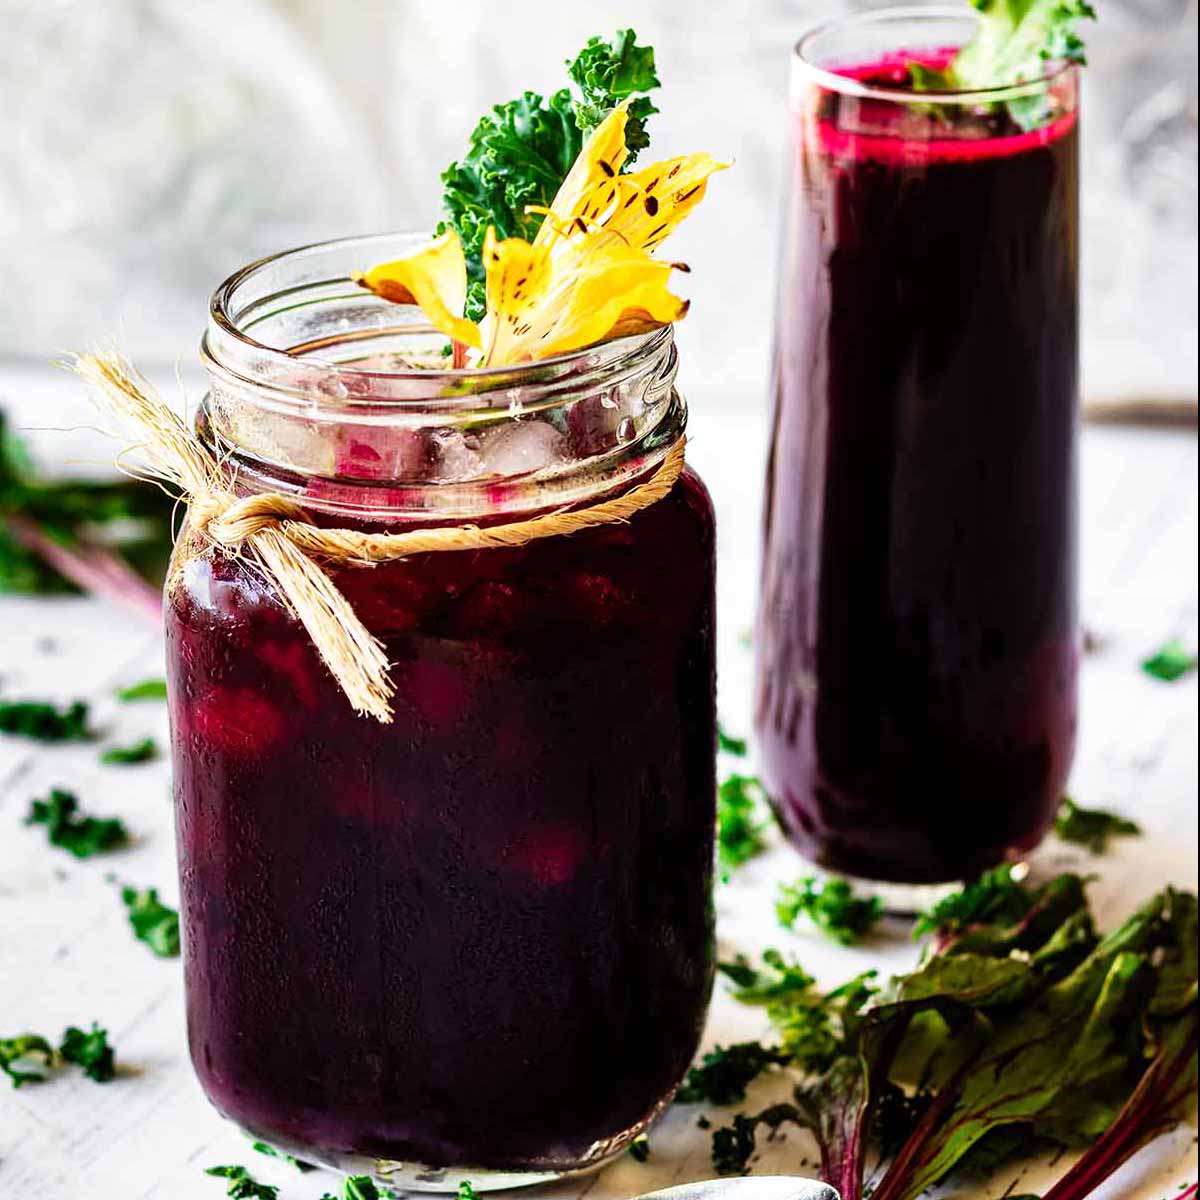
xmin=333 ymin=425 xmax=430 ymax=481
xmin=477 ymin=421 xmax=567 ymax=478
xmin=429 ymin=428 xmax=485 ymax=482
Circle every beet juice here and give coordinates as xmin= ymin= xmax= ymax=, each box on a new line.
xmin=756 ymin=14 xmax=1080 ymax=884
xmin=169 ymin=237 xmax=716 ymax=1187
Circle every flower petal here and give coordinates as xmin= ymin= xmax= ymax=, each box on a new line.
xmin=354 ymin=230 xmax=482 ymax=349
xmin=533 ymin=105 xmax=632 ymax=247
xmin=482 ymin=227 xmax=687 ymax=365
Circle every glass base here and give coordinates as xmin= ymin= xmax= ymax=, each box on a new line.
xmin=299 ymin=1138 xmax=624 ymax=1193
xmin=231 ymin=1100 xmax=662 ymax=1193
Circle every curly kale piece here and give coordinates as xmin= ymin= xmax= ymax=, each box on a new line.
xmin=205 ymin=1165 xmax=279 ymax=1200
xmin=717 ymin=774 xmax=770 ymax=874
xmin=439 ymin=30 xmax=661 ymax=319
xmin=100 ymin=736 xmax=158 ymax=765
xmin=1142 ymin=637 xmax=1198 ymax=682
xmin=0 ymin=698 xmax=90 ymax=741
xmin=567 ymin=28 xmax=660 ymax=152
xmin=912 ymin=863 xmax=1036 ymax=941
xmin=913 ymin=0 xmax=1097 ymax=129
xmin=121 ymin=885 xmax=181 ymax=957
xmin=676 ymin=1041 xmax=791 ymax=1106
xmin=26 ymin=789 xmax=129 ymax=858
xmin=0 ymin=1034 xmax=55 ymax=1088
xmin=59 ymin=1023 xmax=116 ymax=1083
xmin=776 ymin=877 xmax=883 ymax=946
xmin=1055 ymin=797 xmax=1140 ymax=855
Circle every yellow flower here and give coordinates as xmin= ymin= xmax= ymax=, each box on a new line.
xmin=353 ymin=230 xmax=481 ymax=350
xmin=356 ymin=104 xmax=726 ymax=367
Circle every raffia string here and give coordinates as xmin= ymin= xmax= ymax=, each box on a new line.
xmin=70 ymin=351 xmax=686 ymax=724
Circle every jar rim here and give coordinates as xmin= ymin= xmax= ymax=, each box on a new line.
xmin=199 ymin=233 xmax=686 ymax=519
xmin=793 ymin=4 xmax=1079 ymax=106
xmin=205 ymin=230 xmax=672 ymax=407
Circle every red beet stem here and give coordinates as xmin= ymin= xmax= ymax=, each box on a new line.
xmin=5 ymin=514 xmax=163 ymax=624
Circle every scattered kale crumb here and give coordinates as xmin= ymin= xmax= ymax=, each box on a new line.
xmin=205 ymin=1165 xmax=279 ymax=1200
xmin=718 ymin=948 xmax=817 ymax=1003
xmin=717 ymin=773 xmax=770 ymax=875
xmin=628 ymin=1134 xmax=650 ymax=1162
xmin=0 ymin=1034 xmax=55 ymax=1088
xmin=120 ymin=885 xmax=181 ymax=957
xmin=776 ymin=876 xmax=883 ymax=945
xmin=26 ymin=789 xmax=129 ymax=858
xmin=1142 ymin=637 xmax=1198 ymax=682
xmin=2 ymin=1025 xmax=117 ymax=1086
xmin=676 ymin=1040 xmax=790 ymax=1105
xmin=101 ymin=736 xmax=158 ymax=765
xmin=712 ymin=1112 xmax=759 ymax=1175
xmin=59 ymin=1022 xmax=116 ymax=1082
xmin=711 ymin=1105 xmax=800 ymax=1176
xmin=721 ymin=948 xmax=877 ymax=1072
xmin=117 ymin=677 xmax=168 ymax=702
xmin=250 ymin=1140 xmax=315 ymax=1172
xmin=697 ymin=1114 xmax=711 ymax=1129
xmin=322 ymin=1177 xmax=402 ymax=1200
xmin=717 ymin=723 xmax=748 ymax=756
xmin=0 ymin=698 xmax=90 ymax=741
xmin=1055 ymin=797 xmax=1140 ymax=854
xmin=457 ymin=1183 xmax=478 ymax=1200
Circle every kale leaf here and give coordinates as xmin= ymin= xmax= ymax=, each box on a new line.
xmin=567 ymin=29 xmax=660 ymax=151
xmin=776 ymin=877 xmax=883 ymax=945
xmin=717 ymin=723 xmax=748 ymax=757
xmin=913 ymin=0 xmax=1097 ymax=130
xmin=953 ymin=0 xmax=1096 ymax=90
xmin=26 ymin=789 xmax=130 ymax=858
xmin=117 ymin=678 xmax=168 ymax=702
xmin=59 ymin=1023 xmax=116 ymax=1083
xmin=1055 ymin=797 xmax=1140 ymax=854
xmin=250 ymin=1141 xmax=315 ymax=1172
xmin=205 ymin=1165 xmax=279 ymax=1200
xmin=1142 ymin=637 xmax=1198 ymax=682
xmin=0 ymin=1034 xmax=55 ymax=1088
xmin=717 ymin=773 xmax=770 ymax=874
xmin=912 ymin=863 xmax=1035 ymax=941
xmin=439 ymin=30 xmax=661 ymax=318
xmin=100 ymin=736 xmax=158 ymax=765
xmin=0 ymin=698 xmax=90 ymax=741
xmin=121 ymin=885 xmax=181 ymax=957
xmin=676 ymin=1041 xmax=791 ymax=1105
xmin=711 ymin=1104 xmax=803 ymax=1176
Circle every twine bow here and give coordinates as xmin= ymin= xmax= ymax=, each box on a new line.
xmin=70 ymin=351 xmax=686 ymax=723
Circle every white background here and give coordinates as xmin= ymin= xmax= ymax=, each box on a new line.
xmin=0 ymin=0 xmax=1196 ymax=404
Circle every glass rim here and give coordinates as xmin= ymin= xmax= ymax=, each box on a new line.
xmin=206 ymin=230 xmax=672 ymax=394
xmin=793 ymin=4 xmax=1079 ymax=105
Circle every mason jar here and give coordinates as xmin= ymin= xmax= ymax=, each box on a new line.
xmin=167 ymin=234 xmax=717 ymax=1189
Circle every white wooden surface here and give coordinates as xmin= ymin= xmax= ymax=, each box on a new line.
xmin=0 ymin=367 xmax=1196 ymax=1200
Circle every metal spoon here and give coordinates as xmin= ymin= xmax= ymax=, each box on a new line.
xmin=634 ymin=1177 xmax=839 ymax=1200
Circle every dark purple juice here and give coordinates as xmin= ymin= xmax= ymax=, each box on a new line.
xmin=756 ymin=57 xmax=1080 ymax=884
xmin=167 ymin=468 xmax=716 ymax=1171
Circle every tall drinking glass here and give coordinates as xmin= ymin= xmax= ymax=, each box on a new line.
xmin=756 ymin=9 xmax=1080 ymax=885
